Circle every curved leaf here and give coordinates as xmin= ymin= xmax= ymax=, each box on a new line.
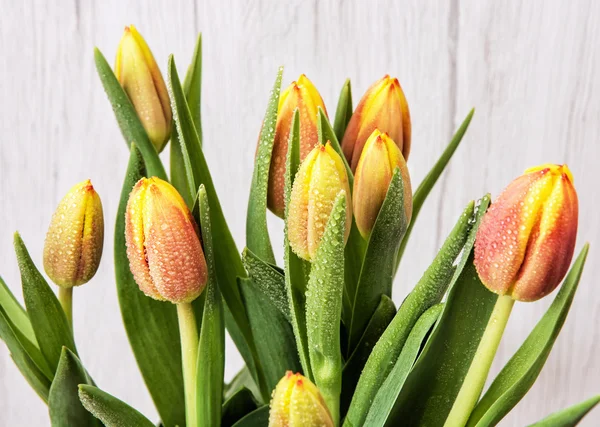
xmin=0 ymin=276 xmax=36 ymax=344
xmin=232 ymin=405 xmax=269 ymax=427
xmin=468 ymin=245 xmax=590 ymax=427
xmin=528 ymin=394 xmax=600 ymax=427
xmin=225 ymin=366 xmax=261 ymax=403
xmin=79 ymin=385 xmax=154 ymax=427
xmin=333 ymin=79 xmax=353 ymax=143
xmin=183 ymin=33 xmax=203 ymax=146
xmin=222 ymin=387 xmax=259 ymax=427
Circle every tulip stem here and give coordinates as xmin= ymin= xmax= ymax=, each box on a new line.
xmin=177 ymin=302 xmax=199 ymax=427
xmin=444 ymin=294 xmax=515 ymax=427
xmin=58 ymin=287 xmax=73 ymax=331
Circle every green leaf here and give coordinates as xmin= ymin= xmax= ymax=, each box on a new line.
xmin=284 ymin=109 xmax=313 ymax=380
xmin=0 ymin=276 xmax=36 ymax=344
xmin=93 ymin=48 xmax=167 ymax=180
xmin=395 ymin=108 xmax=474 ymax=271
xmin=306 ymin=193 xmax=347 ymax=425
xmin=0 ymin=306 xmax=51 ymax=402
xmin=240 ymin=276 xmax=301 ymax=394
xmin=242 ymin=248 xmax=289 ymax=322
xmin=317 ymin=108 xmax=353 ymax=186
xmin=333 ymin=79 xmax=353 ymax=143
xmin=232 ymin=405 xmax=270 ymax=427
xmin=348 ymin=169 xmax=410 ymax=351
xmin=114 ymin=145 xmax=185 ymax=427
xmin=183 ymin=33 xmax=203 ymax=147
xmin=14 ymin=234 xmax=76 ymax=372
xmin=246 ymin=67 xmax=283 ymax=264
xmin=344 ymin=200 xmax=475 ymax=427
xmin=222 ymin=388 xmax=259 ymax=427
xmin=195 ymin=186 xmax=225 ymax=427
xmin=366 ymin=304 xmax=444 ymax=427
xmin=341 ymin=295 xmax=396 ymax=416
xmin=528 ymin=394 xmax=600 ymax=427
xmin=225 ymin=366 xmax=261 ymax=403
xmin=49 ymin=347 xmax=98 ymax=426
xmin=468 ymin=245 xmax=591 ymax=427
xmin=79 ymin=385 xmax=155 ymax=427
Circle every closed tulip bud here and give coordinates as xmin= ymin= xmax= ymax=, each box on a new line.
xmin=269 ymin=371 xmax=334 ymax=427
xmin=474 ymin=164 xmax=578 ymax=302
xmin=43 ymin=180 xmax=104 ymax=288
xmin=353 ymin=130 xmax=412 ymax=238
xmin=341 ymin=75 xmax=411 ymax=171
xmin=125 ymin=177 xmax=207 ymax=303
xmin=115 ymin=25 xmax=172 ymax=152
xmin=267 ymin=74 xmax=328 ymax=218
xmin=288 ymin=142 xmax=352 ymax=261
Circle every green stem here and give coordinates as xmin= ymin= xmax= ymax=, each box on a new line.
xmin=177 ymin=302 xmax=199 ymax=427
xmin=444 ymin=294 xmax=515 ymax=427
xmin=58 ymin=287 xmax=73 ymax=331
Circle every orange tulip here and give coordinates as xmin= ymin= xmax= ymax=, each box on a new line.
xmin=474 ymin=164 xmax=578 ymax=302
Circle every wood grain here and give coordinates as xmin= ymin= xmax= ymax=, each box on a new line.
xmin=0 ymin=0 xmax=597 ymax=425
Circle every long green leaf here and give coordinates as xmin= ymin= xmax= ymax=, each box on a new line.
xmin=114 ymin=145 xmax=185 ymax=427
xmin=246 ymin=67 xmax=283 ymax=264
xmin=468 ymin=245 xmax=590 ymax=427
xmin=333 ymin=79 xmax=353 ymax=143
xmin=344 ymin=200 xmax=476 ymax=427
xmin=395 ymin=108 xmax=474 ymax=271
xmin=225 ymin=366 xmax=261 ymax=403
xmin=366 ymin=304 xmax=444 ymax=427
xmin=14 ymin=234 xmax=76 ymax=372
xmin=0 ymin=276 xmax=36 ymax=344
xmin=79 ymin=385 xmax=155 ymax=427
xmin=306 ymin=193 xmax=347 ymax=425
xmin=232 ymin=405 xmax=269 ymax=427
xmin=49 ymin=347 xmax=99 ymax=426
xmin=222 ymin=387 xmax=259 ymax=427
xmin=195 ymin=185 xmax=225 ymax=427
xmin=183 ymin=33 xmax=203 ymax=146
xmin=348 ymin=169 xmax=409 ymax=351
xmin=93 ymin=48 xmax=167 ymax=179
xmin=528 ymin=394 xmax=600 ymax=427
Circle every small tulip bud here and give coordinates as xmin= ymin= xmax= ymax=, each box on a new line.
xmin=474 ymin=164 xmax=578 ymax=302
xmin=43 ymin=180 xmax=104 ymax=288
xmin=269 ymin=371 xmax=334 ymax=427
xmin=115 ymin=25 xmax=172 ymax=152
xmin=288 ymin=142 xmax=352 ymax=261
xmin=267 ymin=74 xmax=328 ymax=218
xmin=353 ymin=130 xmax=412 ymax=238
xmin=125 ymin=177 xmax=207 ymax=303
xmin=341 ymin=75 xmax=411 ymax=171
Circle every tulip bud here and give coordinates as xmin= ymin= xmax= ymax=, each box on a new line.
xmin=267 ymin=74 xmax=328 ymax=218
xmin=353 ymin=130 xmax=412 ymax=238
xmin=125 ymin=177 xmax=207 ymax=303
xmin=287 ymin=142 xmax=352 ymax=261
xmin=269 ymin=371 xmax=334 ymax=427
xmin=43 ymin=180 xmax=104 ymax=288
xmin=115 ymin=25 xmax=172 ymax=152
xmin=341 ymin=75 xmax=411 ymax=171
xmin=474 ymin=164 xmax=578 ymax=302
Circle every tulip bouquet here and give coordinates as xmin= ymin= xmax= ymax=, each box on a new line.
xmin=1 ymin=26 xmax=598 ymax=427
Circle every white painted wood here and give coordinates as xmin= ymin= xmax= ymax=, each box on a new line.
xmin=0 ymin=0 xmax=597 ymax=425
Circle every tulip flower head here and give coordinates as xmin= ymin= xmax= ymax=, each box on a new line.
xmin=353 ymin=129 xmax=412 ymax=238
xmin=341 ymin=75 xmax=411 ymax=171
xmin=125 ymin=177 xmax=207 ymax=303
xmin=269 ymin=371 xmax=334 ymax=427
xmin=474 ymin=164 xmax=578 ymax=302
xmin=115 ymin=25 xmax=172 ymax=152
xmin=43 ymin=180 xmax=104 ymax=288
xmin=287 ymin=142 xmax=352 ymax=261
xmin=267 ymin=74 xmax=328 ymax=218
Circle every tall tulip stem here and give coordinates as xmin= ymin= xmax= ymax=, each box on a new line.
xmin=58 ymin=287 xmax=73 ymax=331
xmin=444 ymin=294 xmax=515 ymax=427
xmin=177 ymin=302 xmax=199 ymax=427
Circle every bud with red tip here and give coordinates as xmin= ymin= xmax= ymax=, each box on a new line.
xmin=267 ymin=74 xmax=328 ymax=217
xmin=341 ymin=75 xmax=411 ymax=171
xmin=43 ymin=180 xmax=104 ymax=288
xmin=125 ymin=177 xmax=207 ymax=303
xmin=115 ymin=25 xmax=172 ymax=152
xmin=353 ymin=130 xmax=412 ymax=238
xmin=474 ymin=164 xmax=579 ymax=302
xmin=269 ymin=371 xmax=334 ymax=427
xmin=287 ymin=142 xmax=352 ymax=261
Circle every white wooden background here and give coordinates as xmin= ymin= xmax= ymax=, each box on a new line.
xmin=0 ymin=1 xmax=598 ymax=425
